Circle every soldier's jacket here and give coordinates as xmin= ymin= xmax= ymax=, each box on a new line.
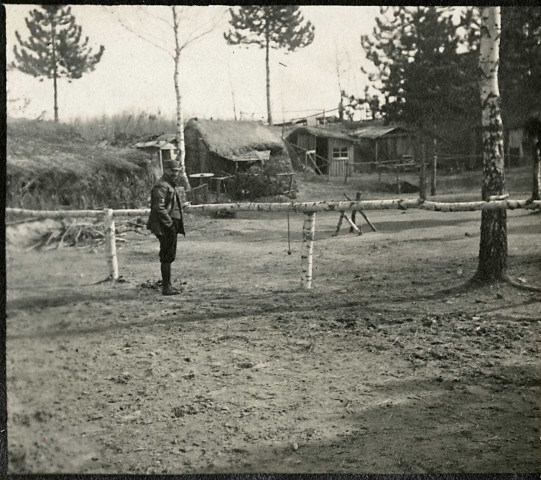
xmin=146 ymin=175 xmax=185 ymax=237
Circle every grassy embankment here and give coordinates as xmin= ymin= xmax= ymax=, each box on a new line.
xmin=6 ymin=114 xmax=179 ymax=211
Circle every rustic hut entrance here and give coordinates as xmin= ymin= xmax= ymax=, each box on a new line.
xmin=134 ymin=135 xmax=178 ymax=178
xmin=286 ymin=126 xmax=355 ymax=177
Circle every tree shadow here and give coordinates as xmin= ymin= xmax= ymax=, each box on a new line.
xmin=197 ymin=369 xmax=539 ymax=474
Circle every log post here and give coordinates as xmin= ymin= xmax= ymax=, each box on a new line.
xmin=104 ymin=208 xmax=119 ymax=281
xmin=533 ymin=139 xmax=540 ymax=200
xmin=419 ymin=141 xmax=426 ymax=200
xmin=350 ymin=192 xmax=361 ymax=232
xmin=301 ymin=212 xmax=316 ymax=289
xmin=431 ymin=138 xmax=437 ymax=196
xmin=333 ymin=212 xmax=345 ymax=236
xmin=158 ymin=149 xmax=164 ymax=175
xmin=376 ymin=140 xmax=381 ymax=183
xmin=344 ymin=214 xmax=361 ymax=235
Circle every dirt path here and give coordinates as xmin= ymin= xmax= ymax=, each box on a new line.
xmin=6 ymin=206 xmax=541 ymax=473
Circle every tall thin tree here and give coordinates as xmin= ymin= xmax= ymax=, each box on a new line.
xmin=12 ymin=5 xmax=104 ymax=122
xmin=224 ymin=6 xmax=314 ymax=126
xmin=475 ymin=6 xmax=507 ymax=282
xmin=360 ymin=6 xmax=478 ymax=129
xmin=524 ymin=112 xmax=541 ymax=201
xmin=108 ymin=5 xmax=227 ymax=190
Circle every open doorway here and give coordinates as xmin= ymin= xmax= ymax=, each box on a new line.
xmin=316 ymin=136 xmax=328 ymax=175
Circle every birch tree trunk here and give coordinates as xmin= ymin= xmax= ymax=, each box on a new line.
xmin=301 ymin=212 xmax=316 ymax=289
xmin=104 ymin=208 xmax=119 ymax=280
xmin=50 ymin=13 xmax=59 ymax=122
xmin=476 ymin=6 xmax=507 ymax=281
xmin=172 ymin=6 xmax=191 ymax=191
xmin=265 ymin=28 xmax=273 ymax=126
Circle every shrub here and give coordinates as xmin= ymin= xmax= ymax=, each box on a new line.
xmin=224 ymin=162 xmax=295 ymax=201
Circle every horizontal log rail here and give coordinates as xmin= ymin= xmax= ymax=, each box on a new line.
xmin=6 ymin=198 xmax=541 ymax=219
xmin=6 ymin=198 xmax=540 ymax=289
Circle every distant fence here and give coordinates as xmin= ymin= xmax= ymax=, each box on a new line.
xmin=6 ymin=197 xmax=541 ymax=289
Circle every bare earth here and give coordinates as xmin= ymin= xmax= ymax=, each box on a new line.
xmin=6 ymin=182 xmax=541 ymax=474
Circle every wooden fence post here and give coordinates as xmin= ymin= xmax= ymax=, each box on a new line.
xmin=301 ymin=212 xmax=316 ymax=289
xmin=104 ymin=208 xmax=119 ymax=281
xmin=419 ymin=142 xmax=426 ymax=200
xmin=431 ymin=138 xmax=438 ymax=196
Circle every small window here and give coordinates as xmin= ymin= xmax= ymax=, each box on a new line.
xmin=332 ymin=147 xmax=349 ymax=159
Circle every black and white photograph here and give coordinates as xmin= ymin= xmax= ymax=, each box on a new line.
xmin=4 ymin=4 xmax=541 ymax=474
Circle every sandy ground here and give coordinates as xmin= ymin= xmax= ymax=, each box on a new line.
xmin=5 ymin=182 xmax=541 ymax=474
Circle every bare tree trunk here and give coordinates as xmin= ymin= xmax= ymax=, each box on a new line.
xmin=419 ymin=141 xmax=426 ymax=200
xmin=525 ymin=114 xmax=541 ymax=200
xmin=228 ymin=58 xmax=238 ymax=121
xmin=50 ymin=12 xmax=59 ymax=122
xmin=476 ymin=6 xmax=507 ymax=282
xmin=431 ymin=138 xmax=437 ymax=196
xmin=532 ymin=141 xmax=540 ymax=200
xmin=172 ymin=7 xmax=191 ymax=191
xmin=334 ymin=42 xmax=344 ymax=122
xmin=265 ymin=28 xmax=273 ymax=126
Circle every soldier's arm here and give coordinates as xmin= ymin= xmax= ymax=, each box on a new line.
xmin=151 ymin=184 xmax=173 ymax=228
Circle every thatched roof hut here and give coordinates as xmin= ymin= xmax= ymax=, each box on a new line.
xmin=184 ymin=118 xmax=293 ymax=176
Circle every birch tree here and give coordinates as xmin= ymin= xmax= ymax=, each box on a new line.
xmin=107 ymin=6 xmax=227 ymax=190
xmin=475 ymin=6 xmax=507 ymax=281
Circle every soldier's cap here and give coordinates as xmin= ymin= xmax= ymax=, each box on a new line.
xmin=163 ymin=159 xmax=182 ymax=170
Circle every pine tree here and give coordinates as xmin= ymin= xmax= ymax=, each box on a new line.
xmin=359 ymin=7 xmax=478 ymax=128
xmin=500 ymin=7 xmax=541 ymax=124
xmin=224 ymin=6 xmax=314 ymax=125
xmin=12 ymin=5 xmax=104 ymax=122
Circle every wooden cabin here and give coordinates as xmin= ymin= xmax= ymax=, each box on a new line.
xmin=350 ymin=125 xmax=415 ymax=171
xmin=286 ymin=126 xmax=356 ymax=177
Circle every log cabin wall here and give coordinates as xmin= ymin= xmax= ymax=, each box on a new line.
xmin=297 ymin=132 xmax=317 ymax=152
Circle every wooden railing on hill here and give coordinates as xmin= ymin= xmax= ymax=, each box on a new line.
xmin=6 ymin=197 xmax=541 ymax=289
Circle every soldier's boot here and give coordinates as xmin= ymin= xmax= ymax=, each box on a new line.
xmin=161 ymin=262 xmax=181 ymax=296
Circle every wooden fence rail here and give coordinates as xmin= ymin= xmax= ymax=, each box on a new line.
xmin=6 ymin=197 xmax=541 ymax=289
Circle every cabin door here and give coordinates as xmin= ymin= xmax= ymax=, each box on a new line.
xmin=329 ymin=141 xmax=350 ymax=177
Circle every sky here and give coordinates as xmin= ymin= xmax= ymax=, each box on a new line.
xmin=5 ymin=5 xmax=381 ymax=123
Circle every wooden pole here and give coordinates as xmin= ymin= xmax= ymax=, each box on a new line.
xmin=333 ymin=211 xmax=345 ymax=236
xmin=327 ymin=150 xmax=331 ymax=182
xmin=431 ymin=138 xmax=437 ymax=196
xmin=358 ymin=210 xmax=377 ymax=231
xmin=350 ymin=192 xmax=360 ymax=232
xmin=104 ymin=208 xmax=119 ymax=281
xmin=344 ymin=214 xmax=361 ymax=235
xmin=419 ymin=141 xmax=426 ymax=200
xmin=532 ymin=137 xmax=540 ymax=200
xmin=376 ymin=140 xmax=381 ymax=182
xmin=301 ymin=212 xmax=316 ymax=289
